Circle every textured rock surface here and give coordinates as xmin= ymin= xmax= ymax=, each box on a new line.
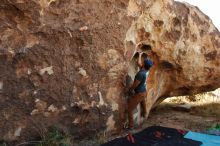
xmin=125 ymin=0 xmax=220 ymax=118
xmin=0 ymin=0 xmax=131 ymax=142
xmin=0 ymin=0 xmax=220 ymax=143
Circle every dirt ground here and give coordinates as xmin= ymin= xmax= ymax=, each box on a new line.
xmin=30 ymin=100 xmax=220 ymax=146
xmin=96 ymin=99 xmax=220 ymax=146
xmin=99 ymin=93 xmax=220 ymax=145
xmin=144 ymin=103 xmax=220 ymax=132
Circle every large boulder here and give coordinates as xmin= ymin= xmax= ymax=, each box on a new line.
xmin=0 ymin=0 xmax=131 ymax=141
xmin=0 ymin=0 xmax=219 ymax=142
xmin=125 ymin=0 xmax=220 ymax=121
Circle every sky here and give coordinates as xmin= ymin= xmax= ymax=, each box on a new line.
xmin=175 ymin=0 xmax=220 ymax=30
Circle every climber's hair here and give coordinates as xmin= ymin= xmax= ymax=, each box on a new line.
xmin=144 ymin=58 xmax=153 ymax=70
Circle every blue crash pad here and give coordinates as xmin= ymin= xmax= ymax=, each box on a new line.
xmin=184 ymin=131 xmax=220 ymax=146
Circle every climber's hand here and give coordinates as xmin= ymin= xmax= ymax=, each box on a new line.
xmin=126 ymin=88 xmax=133 ymax=95
xmin=139 ymin=52 xmax=144 ymax=56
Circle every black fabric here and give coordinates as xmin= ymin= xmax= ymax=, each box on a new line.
xmin=153 ymin=139 xmax=203 ymax=146
xmin=101 ymin=126 xmax=202 ymax=146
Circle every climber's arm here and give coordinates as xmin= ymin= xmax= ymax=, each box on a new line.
xmin=129 ymin=72 xmax=143 ymax=91
xmin=130 ymin=79 xmax=141 ymax=90
xmin=138 ymin=52 xmax=144 ymax=68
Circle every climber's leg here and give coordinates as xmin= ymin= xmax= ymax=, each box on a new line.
xmin=140 ymin=99 xmax=146 ymax=117
xmin=127 ymin=92 xmax=146 ymax=128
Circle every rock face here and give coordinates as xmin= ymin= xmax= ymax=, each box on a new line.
xmin=125 ymin=0 xmax=220 ymax=120
xmin=0 ymin=0 xmax=220 ymax=142
xmin=0 ymin=0 xmax=131 ymax=141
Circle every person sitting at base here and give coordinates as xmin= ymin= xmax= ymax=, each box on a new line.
xmin=127 ymin=51 xmax=153 ymax=129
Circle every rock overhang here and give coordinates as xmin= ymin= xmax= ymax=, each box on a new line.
xmin=0 ymin=0 xmax=220 ymax=142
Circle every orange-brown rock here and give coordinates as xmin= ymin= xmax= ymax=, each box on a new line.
xmin=0 ymin=0 xmax=220 ymax=143
xmin=125 ymin=0 xmax=220 ymax=121
xmin=0 ymin=0 xmax=131 ymax=142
